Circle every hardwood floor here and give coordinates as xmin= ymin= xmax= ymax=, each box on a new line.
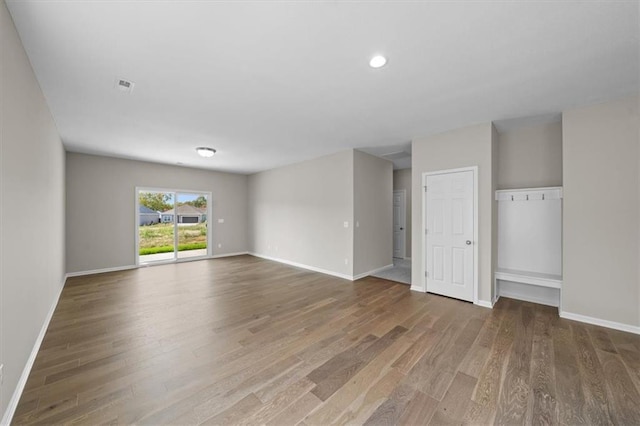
xmin=13 ymin=255 xmax=640 ymax=425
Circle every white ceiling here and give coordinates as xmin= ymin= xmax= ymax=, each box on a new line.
xmin=7 ymin=0 xmax=639 ymax=174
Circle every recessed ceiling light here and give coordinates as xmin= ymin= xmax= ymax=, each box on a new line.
xmin=369 ymin=55 xmax=387 ymax=68
xmin=196 ymin=147 xmax=216 ymax=158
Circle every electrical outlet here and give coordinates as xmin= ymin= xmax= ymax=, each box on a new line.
xmin=344 ymin=258 xmax=349 ymax=265
xmin=356 ymin=221 xmax=360 ymax=228
xmin=218 ymin=243 xmax=222 ymax=248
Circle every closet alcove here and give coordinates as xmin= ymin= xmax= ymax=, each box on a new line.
xmin=495 ymin=186 xmax=563 ymax=307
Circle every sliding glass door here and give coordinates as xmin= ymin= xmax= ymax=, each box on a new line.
xmin=136 ymin=188 xmax=211 ymax=265
xmin=176 ymin=193 xmax=208 ymax=259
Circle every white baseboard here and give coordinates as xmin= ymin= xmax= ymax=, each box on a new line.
xmin=65 ymin=264 xmax=137 ymax=278
xmin=494 ymin=294 xmax=638 ymax=334
xmin=1 ymin=276 xmax=66 ymax=426
xmin=475 ymin=300 xmax=494 ymax=309
xmin=142 ymin=252 xmax=250 ymax=264
xmin=410 ymin=285 xmax=425 ymax=293
xmin=211 ymin=251 xmax=249 ymax=259
xmin=248 ymin=253 xmax=353 ymax=281
xmin=560 ymin=311 xmax=640 ymax=335
xmin=353 ymin=264 xmax=394 ymax=281
xmin=67 ymin=253 xmax=250 ymax=278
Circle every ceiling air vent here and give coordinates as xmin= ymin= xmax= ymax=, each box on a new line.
xmin=115 ymin=78 xmax=135 ymax=93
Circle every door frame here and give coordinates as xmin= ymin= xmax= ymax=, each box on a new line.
xmin=135 ymin=187 xmax=213 ymax=266
xmin=393 ymin=189 xmax=407 ymax=259
xmin=420 ymin=166 xmax=479 ymax=304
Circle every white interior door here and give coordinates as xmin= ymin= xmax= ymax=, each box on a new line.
xmin=393 ymin=190 xmax=406 ymax=258
xmin=425 ymin=170 xmax=474 ymax=301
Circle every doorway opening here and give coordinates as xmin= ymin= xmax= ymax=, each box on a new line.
xmin=393 ymin=189 xmax=406 ymax=258
xmin=136 ymin=188 xmax=211 ymax=265
xmin=373 ymin=169 xmax=412 ymax=285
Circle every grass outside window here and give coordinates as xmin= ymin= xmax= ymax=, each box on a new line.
xmin=138 ymin=223 xmax=207 ymax=255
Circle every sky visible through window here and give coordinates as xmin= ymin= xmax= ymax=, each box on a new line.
xmin=142 ymin=192 xmax=204 ymax=203
xmin=177 ymin=193 xmax=201 ymax=203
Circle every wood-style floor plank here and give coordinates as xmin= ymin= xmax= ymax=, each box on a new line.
xmin=11 ymin=255 xmax=640 ymax=425
xmin=363 ymin=383 xmax=417 ymax=425
xmin=597 ymin=348 xmax=640 ymax=425
xmin=553 ymin=320 xmax=587 ymax=424
xmin=572 ymin=323 xmax=612 ymax=424
xmin=465 ymin=298 xmax=518 ymax=424
xmin=526 ymin=305 xmax=557 ymax=426
xmin=430 ymin=371 xmax=478 ymax=425
xmin=396 ymin=389 xmax=438 ymax=425
xmin=494 ymin=302 xmax=534 ymax=424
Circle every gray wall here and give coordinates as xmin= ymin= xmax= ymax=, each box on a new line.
xmin=393 ymin=169 xmax=412 ymax=258
xmin=497 ymin=121 xmax=563 ymax=189
xmin=354 ymin=151 xmax=393 ymax=276
xmin=412 ymin=123 xmax=497 ymax=303
xmin=1 ymin=0 xmax=66 ymax=417
xmin=248 ymin=150 xmax=354 ymax=277
xmin=66 ymin=153 xmax=248 ymax=273
xmin=562 ymin=95 xmax=639 ymax=327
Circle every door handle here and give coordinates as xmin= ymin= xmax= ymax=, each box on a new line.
xmin=400 ymin=227 xmax=404 ymax=230
xmin=466 ymin=240 xmax=472 ymax=245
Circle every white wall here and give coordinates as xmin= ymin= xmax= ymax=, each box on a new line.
xmin=353 ymin=151 xmax=393 ymax=277
xmin=497 ymin=121 xmax=563 ymax=189
xmin=562 ymin=95 xmax=640 ymax=328
xmin=393 ymin=169 xmax=412 ymax=258
xmin=66 ymin=153 xmax=248 ymax=273
xmin=248 ymin=150 xmax=354 ymax=278
xmin=0 ymin=0 xmax=66 ymax=418
xmin=411 ymin=123 xmax=496 ymax=303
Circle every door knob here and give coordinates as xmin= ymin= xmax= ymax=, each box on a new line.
xmin=466 ymin=240 xmax=472 ymax=245
xmin=400 ymin=227 xmax=404 ymax=230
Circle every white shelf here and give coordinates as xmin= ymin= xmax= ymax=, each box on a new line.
xmin=495 ymin=268 xmax=562 ymax=289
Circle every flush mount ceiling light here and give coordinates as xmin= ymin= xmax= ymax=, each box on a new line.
xmin=196 ymin=147 xmax=216 ymax=158
xmin=369 ymin=55 xmax=387 ymax=68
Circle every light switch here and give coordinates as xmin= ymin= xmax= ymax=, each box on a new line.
xmin=343 ymin=221 xmax=349 ymax=228
xmin=218 ymin=218 xmax=224 ymax=223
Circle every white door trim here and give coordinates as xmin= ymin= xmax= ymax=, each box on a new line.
xmin=393 ymin=189 xmax=407 ymax=259
xmin=135 ymin=187 xmax=213 ymax=266
xmin=420 ymin=166 xmax=479 ymax=305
